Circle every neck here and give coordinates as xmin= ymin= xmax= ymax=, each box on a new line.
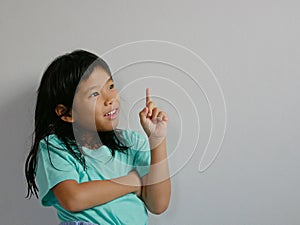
xmin=74 ymin=128 xmax=103 ymax=150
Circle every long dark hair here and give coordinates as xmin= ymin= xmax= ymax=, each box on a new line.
xmin=25 ymin=50 xmax=129 ymax=198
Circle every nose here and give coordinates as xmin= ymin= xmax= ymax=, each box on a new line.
xmin=103 ymin=87 xmax=118 ymax=106
xmin=104 ymin=97 xmax=114 ymax=106
xmin=104 ymin=94 xmax=115 ymax=106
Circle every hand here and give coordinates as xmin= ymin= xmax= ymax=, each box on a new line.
xmin=127 ymin=170 xmax=142 ymax=197
xmin=139 ymin=88 xmax=168 ymax=143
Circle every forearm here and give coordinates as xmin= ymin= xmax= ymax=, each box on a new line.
xmin=141 ymin=138 xmax=171 ymax=214
xmin=53 ymin=172 xmax=139 ymax=212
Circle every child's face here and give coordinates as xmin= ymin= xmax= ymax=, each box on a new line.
xmin=72 ymin=66 xmax=120 ymax=133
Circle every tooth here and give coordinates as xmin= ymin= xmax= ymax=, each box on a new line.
xmin=106 ymin=109 xmax=115 ymax=116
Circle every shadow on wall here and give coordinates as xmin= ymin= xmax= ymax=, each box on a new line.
xmin=0 ymin=84 xmax=58 ymax=225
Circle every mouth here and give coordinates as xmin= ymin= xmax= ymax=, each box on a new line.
xmin=104 ymin=108 xmax=119 ymax=119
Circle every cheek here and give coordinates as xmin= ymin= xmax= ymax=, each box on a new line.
xmin=74 ymin=101 xmax=97 ymax=122
xmin=94 ymin=106 xmax=103 ymax=119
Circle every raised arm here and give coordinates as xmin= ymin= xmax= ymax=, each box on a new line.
xmin=139 ymin=88 xmax=171 ymax=214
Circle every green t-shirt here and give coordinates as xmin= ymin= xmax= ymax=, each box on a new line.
xmin=36 ymin=129 xmax=151 ymax=225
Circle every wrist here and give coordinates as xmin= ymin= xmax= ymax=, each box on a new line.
xmin=126 ymin=170 xmax=142 ymax=195
xmin=149 ymin=136 xmax=166 ymax=150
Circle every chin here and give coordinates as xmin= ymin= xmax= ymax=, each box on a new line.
xmin=99 ymin=127 xmax=116 ymax=132
xmin=97 ymin=121 xmax=119 ymax=132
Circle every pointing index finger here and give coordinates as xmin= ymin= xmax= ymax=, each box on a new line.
xmin=146 ymin=88 xmax=151 ymax=103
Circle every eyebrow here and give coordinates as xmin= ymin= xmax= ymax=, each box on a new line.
xmin=83 ymin=77 xmax=113 ymax=95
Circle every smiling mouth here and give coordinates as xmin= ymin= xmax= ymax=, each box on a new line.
xmin=104 ymin=108 xmax=118 ymax=119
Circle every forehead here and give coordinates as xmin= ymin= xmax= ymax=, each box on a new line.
xmin=76 ymin=67 xmax=111 ymax=94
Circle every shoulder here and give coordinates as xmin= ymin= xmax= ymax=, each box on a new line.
xmin=120 ymin=129 xmax=147 ymax=143
xmin=37 ymin=134 xmax=78 ymax=160
xmin=120 ymin=129 xmax=149 ymax=151
xmin=38 ymin=134 xmax=68 ymax=152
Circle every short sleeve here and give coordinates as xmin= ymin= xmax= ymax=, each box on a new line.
xmin=129 ymin=131 xmax=151 ymax=178
xmin=35 ymin=135 xmax=80 ymax=206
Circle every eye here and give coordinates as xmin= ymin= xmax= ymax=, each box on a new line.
xmin=109 ymin=84 xmax=115 ymax=89
xmin=90 ymin=92 xmax=99 ymax=97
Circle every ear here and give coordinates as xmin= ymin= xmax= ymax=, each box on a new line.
xmin=55 ymin=104 xmax=74 ymax=123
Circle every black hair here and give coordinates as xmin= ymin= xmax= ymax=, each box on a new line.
xmin=25 ymin=49 xmax=129 ymax=198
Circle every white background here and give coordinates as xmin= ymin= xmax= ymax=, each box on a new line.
xmin=0 ymin=0 xmax=299 ymax=225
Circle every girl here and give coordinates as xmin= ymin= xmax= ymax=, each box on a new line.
xmin=25 ymin=50 xmax=171 ymax=225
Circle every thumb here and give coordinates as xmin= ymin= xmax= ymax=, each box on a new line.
xmin=139 ymin=107 xmax=151 ymax=137
xmin=139 ymin=107 xmax=148 ymax=123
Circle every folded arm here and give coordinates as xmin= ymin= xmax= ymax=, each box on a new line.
xmin=52 ymin=170 xmax=141 ymax=212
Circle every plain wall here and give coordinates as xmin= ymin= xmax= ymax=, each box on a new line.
xmin=0 ymin=0 xmax=299 ymax=225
